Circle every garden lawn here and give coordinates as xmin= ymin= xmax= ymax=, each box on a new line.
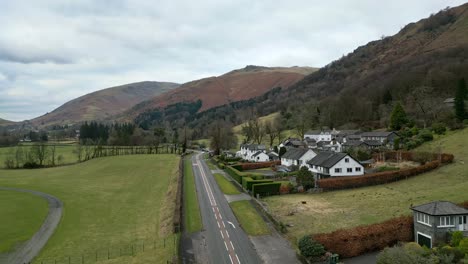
xmin=0 ymin=154 xmax=180 ymax=263
xmin=263 ymin=128 xmax=468 ymax=244
xmin=0 ymin=191 xmax=48 ymax=253
xmin=183 ymin=157 xmax=202 ymax=233
xmin=230 ymin=201 xmax=270 ymax=236
xmin=213 ymin=173 xmax=240 ymax=195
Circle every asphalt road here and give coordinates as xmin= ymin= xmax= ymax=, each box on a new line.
xmin=0 ymin=187 xmax=63 ymax=264
xmin=190 ymin=153 xmax=261 ymax=264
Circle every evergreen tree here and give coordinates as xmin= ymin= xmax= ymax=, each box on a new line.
xmin=454 ymin=78 xmax=467 ymax=122
xmin=389 ymin=102 xmax=408 ymax=130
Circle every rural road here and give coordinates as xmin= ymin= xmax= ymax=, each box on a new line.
xmin=183 ymin=153 xmax=261 ymax=264
xmin=0 ymin=187 xmax=63 ymax=264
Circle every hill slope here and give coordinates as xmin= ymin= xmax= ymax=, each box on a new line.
xmin=31 ymin=81 xmax=179 ymax=127
xmin=185 ymin=3 xmax=468 ymax=135
xmin=0 ymin=118 xmax=14 ymax=125
xmin=122 ymin=66 xmax=316 ymax=120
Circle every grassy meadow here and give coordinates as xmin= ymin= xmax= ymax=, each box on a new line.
xmin=0 ymin=191 xmax=49 ymax=253
xmin=213 ymin=173 xmax=241 ymax=195
xmin=263 ymin=128 xmax=468 ymax=243
xmin=0 ymin=154 xmax=180 ymax=263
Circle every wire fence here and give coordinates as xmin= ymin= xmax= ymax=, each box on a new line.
xmin=30 ymin=236 xmax=178 ymax=264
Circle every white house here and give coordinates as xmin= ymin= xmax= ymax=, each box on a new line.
xmin=281 ymin=148 xmax=317 ymax=167
xmin=239 ymin=144 xmax=267 ymax=162
xmin=252 ymin=151 xmax=270 ymax=162
xmin=307 ymin=152 xmax=364 ymax=179
xmin=304 ymin=130 xmax=333 ymax=142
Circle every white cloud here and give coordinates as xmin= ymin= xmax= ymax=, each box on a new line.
xmin=0 ymin=0 xmax=466 ymax=121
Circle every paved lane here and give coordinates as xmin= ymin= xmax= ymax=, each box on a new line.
xmin=191 ymin=153 xmax=261 ymax=264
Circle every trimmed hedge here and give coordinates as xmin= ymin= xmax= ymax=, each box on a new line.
xmin=318 ymin=151 xmax=454 ymax=191
xmin=242 ymin=177 xmax=274 ymax=191
xmin=318 ymin=160 xmax=441 ymax=190
xmin=313 ymin=216 xmax=413 ymax=258
xmin=240 ymin=161 xmax=281 ymax=170
xmin=225 ymin=165 xmax=263 ymax=184
xmin=252 ymin=182 xmax=281 ymax=197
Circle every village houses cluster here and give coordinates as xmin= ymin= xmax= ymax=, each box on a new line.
xmin=237 ymin=129 xmax=399 ymax=179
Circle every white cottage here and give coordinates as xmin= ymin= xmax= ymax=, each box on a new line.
xmin=239 ymin=144 xmax=267 ymax=162
xmin=281 ymin=148 xmax=317 ymax=167
xmin=307 ymin=151 xmax=364 ymax=179
xmin=252 ymin=151 xmax=270 ymax=162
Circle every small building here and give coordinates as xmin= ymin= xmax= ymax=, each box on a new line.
xmin=304 ymin=130 xmax=334 ymax=142
xmin=267 ymin=151 xmax=279 ymax=161
xmin=280 ymin=138 xmax=307 ymax=149
xmin=252 ymin=151 xmax=270 ymax=162
xmin=307 ymin=152 xmax=364 ymax=179
xmin=411 ymin=201 xmax=468 ymax=248
xmin=360 ymin=131 xmax=399 ymax=145
xmin=239 ymin=144 xmax=266 ymax=161
xmin=281 ymin=148 xmax=317 ymax=167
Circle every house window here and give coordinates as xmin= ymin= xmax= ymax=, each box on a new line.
xmin=334 ymin=168 xmax=342 ymax=173
xmin=345 ymin=158 xmax=349 ymax=163
xmin=356 ymin=167 xmax=361 ymax=172
xmin=347 ymin=168 xmax=352 ymax=173
xmin=417 ymin=212 xmax=431 ymax=226
xmin=438 ymin=216 xmax=454 ymax=227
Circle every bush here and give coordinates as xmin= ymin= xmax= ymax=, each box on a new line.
xmin=450 ymin=231 xmax=464 ymax=247
xmin=252 ymin=182 xmax=281 ymax=197
xmin=240 ymin=161 xmax=280 ymax=170
xmin=376 ymin=166 xmax=399 ymax=172
xmin=436 ymin=245 xmax=465 ymax=263
xmin=418 ymin=129 xmax=434 ymax=142
xmin=431 ymin=123 xmax=446 ymax=135
xmin=377 ymin=244 xmax=431 ymax=264
xmin=314 ymin=216 xmax=413 ymax=258
xmin=23 ymin=162 xmax=42 ymax=169
xmin=298 ymin=235 xmax=325 ymax=258
xmin=458 ymin=238 xmax=468 ymax=255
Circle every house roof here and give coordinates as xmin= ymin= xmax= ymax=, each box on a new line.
xmin=281 ymin=148 xmax=312 ymax=160
xmin=361 ymin=131 xmax=396 ymax=137
xmin=307 ymin=151 xmax=350 ymax=168
xmin=241 ymin=144 xmax=266 ymax=151
xmin=267 ymin=151 xmax=279 ymax=157
xmin=363 ymin=140 xmax=383 ymax=146
xmin=343 ymin=140 xmax=365 ymax=147
xmin=411 ymin=201 xmax=468 ymax=216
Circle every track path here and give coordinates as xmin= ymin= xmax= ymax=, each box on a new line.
xmin=0 ymin=187 xmax=63 ymax=264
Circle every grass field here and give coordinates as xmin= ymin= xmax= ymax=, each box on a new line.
xmin=0 ymin=154 xmax=180 ymax=263
xmin=183 ymin=157 xmax=202 ymax=233
xmin=0 ymin=144 xmax=78 ymax=168
xmin=263 ymin=128 xmax=468 ymax=243
xmin=0 ymin=191 xmax=49 ymax=253
xmin=230 ymin=201 xmax=270 ymax=236
xmin=213 ymin=173 xmax=241 ymax=195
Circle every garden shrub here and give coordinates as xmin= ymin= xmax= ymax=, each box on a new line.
xmin=298 ymin=235 xmax=325 ymax=258
xmin=450 ymin=231 xmax=464 ymax=247
xmin=418 ymin=129 xmax=434 ymax=142
xmin=458 ymin=238 xmax=468 ymax=255
xmin=314 ymin=216 xmax=413 ymax=258
xmin=431 ymin=122 xmax=446 ymax=135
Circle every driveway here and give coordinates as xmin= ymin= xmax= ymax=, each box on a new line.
xmin=0 ymin=187 xmax=63 ymax=264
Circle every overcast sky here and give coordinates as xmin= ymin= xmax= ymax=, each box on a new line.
xmin=0 ymin=0 xmax=466 ymax=121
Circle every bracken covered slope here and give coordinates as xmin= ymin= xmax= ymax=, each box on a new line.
xmin=30 ymin=81 xmax=179 ymax=127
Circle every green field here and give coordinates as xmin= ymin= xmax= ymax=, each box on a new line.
xmin=263 ymin=128 xmax=468 ymax=243
xmin=230 ymin=201 xmax=270 ymax=236
xmin=0 ymin=154 xmax=180 ymax=263
xmin=0 ymin=191 xmax=49 ymax=253
xmin=183 ymin=157 xmax=202 ymax=233
xmin=213 ymin=173 xmax=241 ymax=195
xmin=0 ymin=144 xmax=78 ymax=168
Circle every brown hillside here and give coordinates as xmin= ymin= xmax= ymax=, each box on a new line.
xmin=125 ymin=66 xmax=316 ymax=118
xmin=31 ymin=81 xmax=179 ymax=127
xmin=0 ymin=118 xmax=14 ymax=125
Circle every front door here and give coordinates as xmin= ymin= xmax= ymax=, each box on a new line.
xmin=459 ymin=215 xmax=467 ymax=231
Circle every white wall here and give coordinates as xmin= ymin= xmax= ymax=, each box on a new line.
xmin=281 ymin=158 xmax=296 ymax=167
xmin=329 ymin=157 xmax=364 ymax=177
xmin=299 ymin=150 xmax=317 ymax=167
xmin=255 ymin=153 xmax=270 ymax=162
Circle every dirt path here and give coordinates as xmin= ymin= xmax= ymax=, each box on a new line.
xmin=0 ymin=187 xmax=63 ymax=264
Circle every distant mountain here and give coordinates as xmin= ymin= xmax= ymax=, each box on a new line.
xmin=0 ymin=118 xmax=14 ymax=125
xmin=31 ymin=81 xmax=179 ymax=127
xmin=121 ymin=66 xmax=317 ymax=121
xmin=184 ymin=3 xmax=468 ymax=134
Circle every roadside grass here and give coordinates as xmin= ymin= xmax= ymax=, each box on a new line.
xmin=183 ymin=157 xmax=202 ymax=233
xmin=213 ymin=173 xmax=240 ymax=195
xmin=230 ymin=201 xmax=270 ymax=236
xmin=0 ymin=155 xmax=180 ymax=263
xmin=263 ymin=128 xmax=468 ymax=243
xmin=0 ymin=144 xmax=78 ymax=168
xmin=0 ymin=191 xmax=48 ymax=253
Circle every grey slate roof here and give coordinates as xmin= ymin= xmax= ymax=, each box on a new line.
xmin=363 ymin=140 xmax=383 ymax=146
xmin=343 ymin=140 xmax=366 ymax=147
xmin=241 ymin=144 xmax=266 ymax=151
xmin=411 ymin=201 xmax=468 ymax=216
xmin=307 ymin=151 xmax=349 ymax=168
xmin=252 ymin=151 xmax=265 ymax=157
xmin=361 ymin=131 xmax=396 ymax=137
xmin=281 ymin=148 xmax=311 ymax=160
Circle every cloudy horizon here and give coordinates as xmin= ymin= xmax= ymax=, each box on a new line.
xmin=1 ymin=0 xmax=466 ymax=121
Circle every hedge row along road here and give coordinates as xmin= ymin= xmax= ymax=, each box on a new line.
xmin=190 ymin=153 xmax=261 ymax=263
xmin=0 ymin=187 xmax=62 ymax=264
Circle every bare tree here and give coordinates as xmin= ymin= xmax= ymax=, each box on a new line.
xmin=30 ymin=142 xmax=49 ymax=166
xmin=209 ymin=121 xmax=237 ymax=155
xmin=265 ymin=121 xmax=278 ymax=147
